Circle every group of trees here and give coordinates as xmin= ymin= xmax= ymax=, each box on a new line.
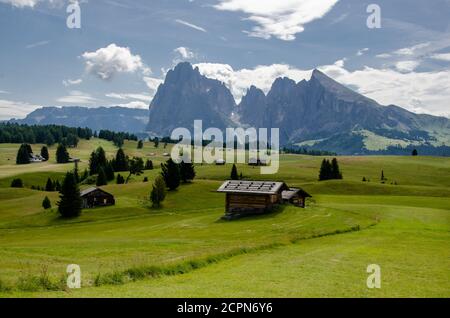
xmin=0 ymin=123 xmax=91 ymax=146
xmin=97 ymin=130 xmax=137 ymax=147
xmin=16 ymin=144 xmax=51 ymax=164
xmin=16 ymin=144 xmax=33 ymax=164
xmin=89 ymin=147 xmax=115 ymax=186
xmin=150 ymin=158 xmax=196 ymax=207
xmin=319 ymin=158 xmax=343 ymax=181
xmin=282 ymin=147 xmax=337 ymax=156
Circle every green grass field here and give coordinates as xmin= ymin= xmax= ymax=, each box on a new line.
xmin=0 ymin=139 xmax=448 ymax=297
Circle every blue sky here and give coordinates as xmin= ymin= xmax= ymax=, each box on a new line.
xmin=0 ymin=0 xmax=449 ymax=120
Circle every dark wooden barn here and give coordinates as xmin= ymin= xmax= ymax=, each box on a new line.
xmin=217 ymin=180 xmax=289 ymax=220
xmin=80 ymin=187 xmax=115 ymax=209
xmin=281 ymin=188 xmax=312 ymax=208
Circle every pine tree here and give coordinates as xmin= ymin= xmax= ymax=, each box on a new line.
xmin=137 ymin=140 xmax=144 ymax=149
xmin=114 ymin=148 xmax=129 ymax=172
xmin=126 ymin=157 xmax=144 ymax=183
xmin=10 ymin=178 xmax=23 ymax=188
xmin=153 ymin=138 xmax=159 ymax=148
xmin=16 ymin=144 xmax=31 ymax=164
xmin=319 ymin=159 xmax=333 ymax=181
xmin=56 ymin=144 xmax=70 ymax=163
xmin=180 ymin=161 xmax=196 ymax=183
xmin=150 ymin=176 xmax=166 ymax=207
xmin=42 ymin=196 xmax=51 ymax=210
xmin=105 ymin=162 xmax=115 ymax=181
xmin=161 ymin=158 xmax=180 ymax=190
xmin=89 ymin=147 xmax=107 ymax=175
xmin=116 ymin=174 xmax=125 ymax=184
xmin=54 ymin=180 xmax=61 ymax=192
xmin=45 ymin=178 xmax=55 ymax=192
xmin=412 ymin=149 xmax=418 ymax=156
xmin=96 ymin=167 xmax=107 ymax=186
xmin=40 ymin=146 xmax=49 ymax=161
xmin=57 ymin=172 xmax=82 ymax=218
xmin=145 ymin=159 xmax=154 ymax=170
xmin=331 ymin=158 xmax=343 ymax=179
xmin=381 ymin=170 xmax=385 ymax=181
xmin=230 ymin=164 xmax=238 ymax=180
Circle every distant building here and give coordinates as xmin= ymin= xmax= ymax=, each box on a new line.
xmin=282 ymin=188 xmax=312 ymax=208
xmin=29 ymin=154 xmax=45 ymax=163
xmin=215 ymin=159 xmax=226 ymax=165
xmin=248 ymin=158 xmax=268 ymax=166
xmin=80 ymin=187 xmax=115 ymax=209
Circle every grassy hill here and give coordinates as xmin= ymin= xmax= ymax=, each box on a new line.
xmin=0 ymin=139 xmax=448 ymax=297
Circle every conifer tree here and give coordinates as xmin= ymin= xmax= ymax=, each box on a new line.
xmin=40 ymin=146 xmax=49 ymax=161
xmin=319 ymin=159 xmax=333 ymax=181
xmin=96 ymin=167 xmax=107 ymax=186
xmin=230 ymin=164 xmax=239 ymax=180
xmin=16 ymin=144 xmax=32 ymax=164
xmin=161 ymin=158 xmax=180 ymax=190
xmin=116 ymin=174 xmax=125 ymax=184
xmin=137 ymin=140 xmax=144 ymax=149
xmin=57 ymin=172 xmax=82 ymax=218
xmin=114 ymin=148 xmax=129 ymax=172
xmin=331 ymin=158 xmax=343 ymax=179
xmin=56 ymin=144 xmax=70 ymax=163
xmin=42 ymin=196 xmax=51 ymax=210
xmin=180 ymin=161 xmax=196 ymax=183
xmin=145 ymin=159 xmax=154 ymax=170
xmin=45 ymin=178 xmax=55 ymax=192
xmin=150 ymin=176 xmax=167 ymax=207
xmin=105 ymin=162 xmax=115 ymax=181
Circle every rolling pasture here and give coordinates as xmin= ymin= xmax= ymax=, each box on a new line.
xmin=0 ymin=139 xmax=448 ymax=297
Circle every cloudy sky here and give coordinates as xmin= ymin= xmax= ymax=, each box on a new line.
xmin=0 ymin=0 xmax=449 ymax=120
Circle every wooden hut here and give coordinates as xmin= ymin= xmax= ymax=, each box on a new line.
xmin=282 ymin=188 xmax=312 ymax=208
xmin=80 ymin=187 xmax=115 ymax=209
xmin=217 ymin=180 xmax=289 ymax=219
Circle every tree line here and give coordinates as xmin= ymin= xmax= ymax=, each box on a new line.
xmin=0 ymin=123 xmax=92 ymax=147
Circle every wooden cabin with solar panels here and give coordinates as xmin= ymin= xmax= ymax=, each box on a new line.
xmin=217 ymin=180 xmax=289 ymax=219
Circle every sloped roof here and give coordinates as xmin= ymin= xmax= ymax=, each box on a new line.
xmin=80 ymin=187 xmax=113 ymax=197
xmin=282 ymin=188 xmax=312 ymax=200
xmin=217 ymin=180 xmax=288 ymax=195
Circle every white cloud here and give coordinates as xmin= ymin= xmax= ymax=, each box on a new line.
xmin=356 ymin=48 xmax=369 ymax=56
xmin=195 ymin=63 xmax=311 ymax=102
xmin=56 ymin=90 xmax=98 ymax=104
xmin=393 ymin=43 xmax=430 ymax=56
xmin=174 ymin=47 xmax=195 ymax=60
xmin=213 ymin=0 xmax=339 ymax=41
xmin=0 ymin=99 xmax=39 ymax=120
xmin=143 ymin=76 xmax=163 ymax=93
xmin=106 ymin=92 xmax=152 ymax=102
xmin=62 ymin=78 xmax=83 ymax=87
xmin=25 ymin=40 xmax=50 ymax=49
xmin=0 ymin=0 xmax=40 ymax=8
xmin=175 ymin=19 xmax=207 ymax=32
xmin=430 ymin=53 xmax=450 ymax=62
xmin=82 ymin=43 xmax=151 ymax=80
xmin=114 ymin=101 xmax=149 ymax=109
xmin=194 ymin=60 xmax=450 ymax=117
xmin=395 ymin=60 xmax=420 ymax=73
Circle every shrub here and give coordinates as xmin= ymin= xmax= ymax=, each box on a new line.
xmin=10 ymin=178 xmax=23 ymax=188
xmin=42 ymin=196 xmax=51 ymax=209
xmin=116 ymin=174 xmax=125 ymax=184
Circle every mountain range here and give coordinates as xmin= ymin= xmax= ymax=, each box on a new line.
xmin=12 ymin=106 xmax=148 ymax=133
xmin=12 ymin=62 xmax=450 ymax=155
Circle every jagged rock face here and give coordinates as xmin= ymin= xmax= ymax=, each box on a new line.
xmin=14 ymin=106 xmax=149 ymax=133
xmin=147 ymin=62 xmax=236 ymax=136
xmin=238 ymin=69 xmax=450 ymax=147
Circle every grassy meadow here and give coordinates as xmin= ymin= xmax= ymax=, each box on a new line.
xmin=0 ymin=139 xmax=448 ymax=297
